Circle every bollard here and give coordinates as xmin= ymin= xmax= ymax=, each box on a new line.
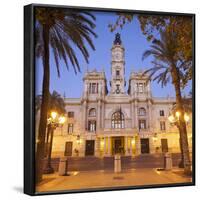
xmin=164 ymin=152 xmax=172 ymax=170
xmin=58 ymin=157 xmax=69 ymax=176
xmin=114 ymin=154 xmax=121 ymax=173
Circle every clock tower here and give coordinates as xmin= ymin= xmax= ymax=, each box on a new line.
xmin=110 ymin=33 xmax=126 ymax=94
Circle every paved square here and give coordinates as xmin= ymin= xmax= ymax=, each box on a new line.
xmin=36 ymin=168 xmax=192 ymax=193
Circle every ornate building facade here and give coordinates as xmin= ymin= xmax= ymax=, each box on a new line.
xmin=51 ymin=33 xmax=192 ymax=158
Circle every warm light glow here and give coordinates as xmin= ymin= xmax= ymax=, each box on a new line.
xmin=36 ymin=139 xmax=40 ymax=143
xmin=175 ymin=111 xmax=180 ymax=118
xmin=100 ymin=140 xmax=104 ymax=146
xmin=51 ymin=111 xmax=57 ymax=120
xmin=168 ymin=115 xmax=176 ymax=123
xmin=184 ymin=113 xmax=190 ymax=122
xmin=131 ymin=139 xmax=135 ymax=145
xmin=47 ymin=118 xmax=51 ymax=123
xmin=77 ymin=139 xmax=81 ymax=144
xmin=58 ymin=116 xmax=66 ymax=124
xmin=153 ymin=137 xmax=158 ymax=142
xmin=76 ymin=135 xmax=81 ymax=144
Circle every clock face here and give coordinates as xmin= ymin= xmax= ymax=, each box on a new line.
xmin=116 ymin=89 xmax=120 ymax=94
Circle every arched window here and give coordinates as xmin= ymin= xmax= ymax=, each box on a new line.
xmin=89 ymin=108 xmax=96 ymax=117
xmin=139 ymin=107 xmax=146 ymax=116
xmin=111 ymin=111 xmax=125 ymax=129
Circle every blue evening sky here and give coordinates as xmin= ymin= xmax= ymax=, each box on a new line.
xmin=35 ymin=11 xmax=191 ymax=98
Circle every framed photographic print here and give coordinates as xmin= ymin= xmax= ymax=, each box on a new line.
xmin=24 ymin=3 xmax=195 ymax=195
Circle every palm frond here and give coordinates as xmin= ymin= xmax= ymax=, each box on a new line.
xmin=35 ymin=9 xmax=97 ymax=76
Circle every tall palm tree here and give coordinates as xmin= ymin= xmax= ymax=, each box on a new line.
xmin=142 ymin=29 xmax=192 ymax=175
xmin=35 ymin=7 xmax=97 ymax=183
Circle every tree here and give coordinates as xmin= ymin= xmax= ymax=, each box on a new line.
xmin=35 ymin=94 xmax=42 ymax=114
xmin=35 ymin=90 xmax=66 ymax=143
xmin=35 ymin=7 xmax=97 ymax=183
xmin=109 ymin=14 xmax=193 ymax=84
xmin=142 ymin=29 xmax=191 ymax=174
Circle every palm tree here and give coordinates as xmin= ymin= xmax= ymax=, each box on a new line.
xmin=35 ymin=7 xmax=97 ymax=183
xmin=171 ymin=97 xmax=192 ymax=168
xmin=142 ymin=29 xmax=192 ymax=175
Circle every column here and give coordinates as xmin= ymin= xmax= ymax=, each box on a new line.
xmin=82 ymin=101 xmax=87 ymax=131
xmin=125 ymin=136 xmax=128 ymax=155
xmin=130 ymin=137 xmax=133 ymax=156
xmin=97 ymin=100 xmax=101 ymax=131
xmin=134 ymin=100 xmax=138 ymax=129
xmin=131 ymin=101 xmax=135 ymax=128
xmin=104 ymin=137 xmax=107 ymax=156
xmin=107 ymin=137 xmax=111 ymax=156
xmin=101 ymin=102 xmax=105 ymax=129
xmin=135 ymin=136 xmax=141 ymax=155
xmin=149 ymin=137 xmax=154 ymax=154
xmin=85 ymin=82 xmax=89 ymax=97
xmin=148 ymin=100 xmax=152 ymax=130
xmin=95 ymin=138 xmax=100 ymax=157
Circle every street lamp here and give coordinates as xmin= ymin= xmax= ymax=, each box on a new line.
xmin=43 ymin=111 xmax=66 ymax=174
xmin=168 ymin=111 xmax=190 ymax=168
xmin=168 ymin=111 xmax=190 ymax=124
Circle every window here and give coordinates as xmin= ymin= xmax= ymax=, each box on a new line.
xmin=89 ymin=83 xmax=98 ymax=94
xmin=68 ymin=123 xmax=73 ymax=134
xmin=139 ymin=107 xmax=146 ymax=116
xmin=138 ymin=83 xmax=143 ymax=93
xmin=92 ymin=83 xmax=96 ymax=93
xmin=160 ymin=110 xmax=165 ymax=116
xmin=89 ymin=108 xmax=96 ymax=117
xmin=68 ymin=112 xmax=74 ymax=118
xmin=88 ymin=120 xmax=96 ymax=132
xmin=116 ymin=70 xmax=120 ymax=76
xmin=139 ymin=120 xmax=146 ymax=130
xmin=160 ymin=121 xmax=166 ymax=131
xmin=111 ymin=111 xmax=125 ymax=129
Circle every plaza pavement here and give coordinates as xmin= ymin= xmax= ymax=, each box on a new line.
xmin=36 ymin=168 xmax=192 ymax=193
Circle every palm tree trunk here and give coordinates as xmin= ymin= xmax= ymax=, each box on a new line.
xmin=171 ymin=66 xmax=191 ymax=175
xmin=35 ymin=25 xmax=50 ymax=184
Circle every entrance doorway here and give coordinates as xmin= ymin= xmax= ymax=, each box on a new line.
xmin=161 ymin=139 xmax=168 ymax=153
xmin=85 ymin=140 xmax=95 ymax=156
xmin=140 ymin=138 xmax=150 ymax=154
xmin=112 ymin=137 xmax=124 ymax=155
xmin=64 ymin=142 xmax=73 ymax=156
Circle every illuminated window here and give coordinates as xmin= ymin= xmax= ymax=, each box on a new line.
xmin=88 ymin=120 xmax=96 ymax=132
xmin=111 ymin=111 xmax=125 ymax=129
xmin=68 ymin=123 xmax=73 ymax=134
xmin=139 ymin=120 xmax=146 ymax=130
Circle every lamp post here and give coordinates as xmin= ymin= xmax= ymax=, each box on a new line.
xmin=168 ymin=111 xmax=190 ymax=168
xmin=43 ymin=111 xmax=66 ymax=174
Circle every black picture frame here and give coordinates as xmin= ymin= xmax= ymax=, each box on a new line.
xmin=24 ymin=3 xmax=195 ymax=196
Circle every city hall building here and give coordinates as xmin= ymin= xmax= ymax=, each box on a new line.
xmin=51 ymin=33 xmax=192 ymax=158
